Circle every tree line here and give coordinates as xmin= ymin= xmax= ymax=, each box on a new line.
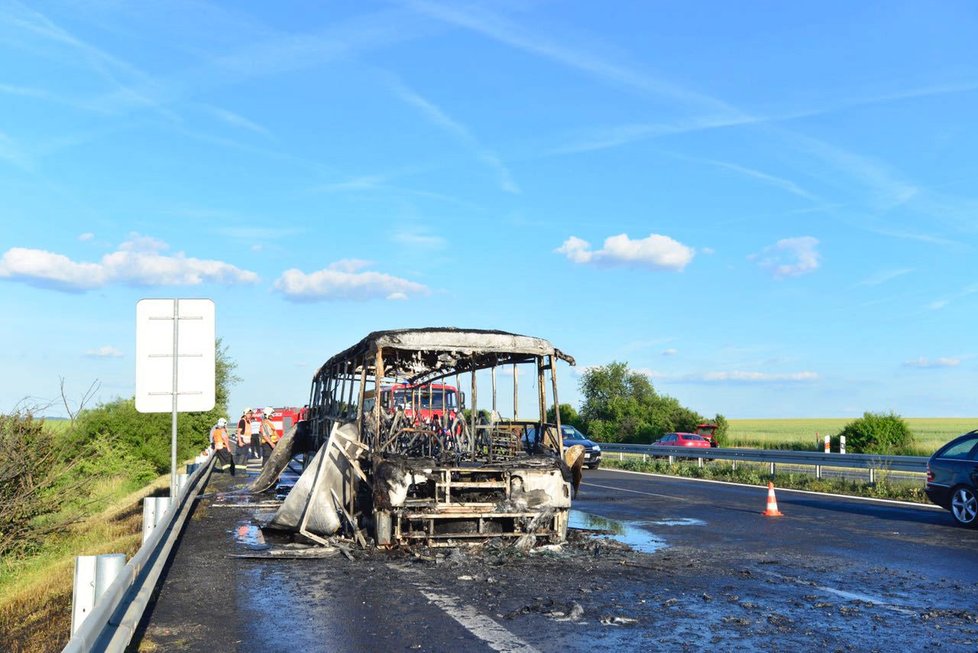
xmin=551 ymin=361 xmax=729 ymax=446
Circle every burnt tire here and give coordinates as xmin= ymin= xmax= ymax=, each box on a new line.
xmin=950 ymin=485 xmax=978 ymax=527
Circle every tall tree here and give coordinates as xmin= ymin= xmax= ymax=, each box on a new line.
xmin=577 ymin=361 xmax=703 ymax=443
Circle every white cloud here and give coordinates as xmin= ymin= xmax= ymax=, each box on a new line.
xmin=555 ymin=236 xmax=593 ymax=263
xmin=77 ymin=232 xmax=95 ymax=242
xmin=661 ymin=348 xmax=678 ymax=357
xmin=406 ymin=0 xmax=738 ymax=115
xmin=85 ymin=345 xmax=123 ymax=359
xmin=753 ymin=236 xmax=820 ymax=278
xmin=716 ymin=162 xmax=817 ymax=201
xmin=856 ymin=268 xmax=913 ymax=287
xmin=274 ymin=260 xmax=428 ymax=301
xmin=556 ymin=233 xmax=694 ymax=271
xmin=203 ymin=105 xmax=272 ymax=138
xmin=904 ymin=357 xmax=960 ymax=369
xmin=0 ymin=234 xmax=259 ymax=292
xmin=699 ymin=371 xmax=819 ymax=383
xmin=390 ymin=78 xmax=519 ymax=194
xmin=392 ymin=229 xmax=447 ymax=250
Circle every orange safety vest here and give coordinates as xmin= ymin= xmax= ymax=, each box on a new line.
xmin=211 ymin=426 xmax=229 ymax=450
xmin=261 ymin=419 xmax=278 ymax=444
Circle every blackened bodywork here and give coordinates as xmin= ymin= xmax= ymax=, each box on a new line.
xmin=266 ymin=328 xmax=576 ymax=548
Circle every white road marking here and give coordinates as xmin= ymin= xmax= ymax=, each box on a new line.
xmin=392 ymin=564 xmax=540 ymax=652
xmin=591 ymin=468 xmax=944 ymax=509
xmin=416 ymin=587 xmax=542 ymax=653
xmin=582 ymin=481 xmax=689 ymax=501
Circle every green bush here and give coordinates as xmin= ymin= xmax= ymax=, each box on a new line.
xmin=704 ymin=414 xmax=730 ymax=447
xmin=838 ymin=412 xmax=916 ymax=455
xmin=66 ymin=338 xmax=238 ymax=475
xmin=577 ymin=361 xmax=706 ymax=443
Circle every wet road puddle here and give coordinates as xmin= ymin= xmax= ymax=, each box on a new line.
xmin=233 ymin=521 xmax=270 ymax=550
xmin=569 ymin=510 xmax=666 ymax=553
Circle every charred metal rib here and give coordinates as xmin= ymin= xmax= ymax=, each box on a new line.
xmin=264 ymin=327 xmax=575 ymax=548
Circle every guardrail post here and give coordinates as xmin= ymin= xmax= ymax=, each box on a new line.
xmin=142 ymin=496 xmax=171 ymax=545
xmin=869 ymin=468 xmax=875 ymax=484
xmin=697 ymin=457 xmax=704 ymax=468
xmin=642 ymin=454 xmax=647 ymax=463
xmin=618 ymin=452 xmax=623 ymax=462
xmin=72 ymin=554 xmax=126 ymax=635
xmin=815 ymin=464 xmax=822 ymax=479
xmin=840 ymin=436 xmax=846 ymax=455
xmin=770 ymin=462 xmax=776 ymax=476
xmin=668 ymin=455 xmax=674 ymax=465
xmin=823 ymin=434 xmax=830 ymax=453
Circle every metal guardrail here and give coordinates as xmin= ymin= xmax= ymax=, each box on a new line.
xmin=63 ymin=456 xmax=215 ymax=653
xmin=600 ymin=443 xmax=929 ymax=474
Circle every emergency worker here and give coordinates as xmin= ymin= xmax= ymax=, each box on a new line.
xmin=248 ymin=409 xmax=261 ymax=460
xmin=259 ymin=407 xmax=277 ymax=463
xmin=235 ymin=410 xmax=251 ymax=466
xmin=210 ymin=418 xmax=235 ymax=476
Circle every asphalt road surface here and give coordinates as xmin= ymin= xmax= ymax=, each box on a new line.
xmin=134 ymin=467 xmax=978 ymax=652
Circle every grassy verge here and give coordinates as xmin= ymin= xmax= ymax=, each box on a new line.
xmin=601 ymin=457 xmax=929 ymax=504
xmin=0 ymin=474 xmax=169 ymax=653
xmin=727 ymin=417 xmax=977 ymax=454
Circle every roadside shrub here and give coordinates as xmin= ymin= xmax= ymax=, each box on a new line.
xmin=839 ymin=412 xmax=916 ymax=455
xmin=709 ymin=414 xmax=730 ymax=448
xmin=0 ymin=413 xmax=96 ymax=559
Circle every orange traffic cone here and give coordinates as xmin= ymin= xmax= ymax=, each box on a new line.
xmin=762 ymin=481 xmax=783 ymax=517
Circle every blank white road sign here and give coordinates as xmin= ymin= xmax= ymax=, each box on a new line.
xmin=135 ymin=299 xmax=215 ymax=413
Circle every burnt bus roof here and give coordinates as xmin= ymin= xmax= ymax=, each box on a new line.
xmin=314 ymin=327 xmax=575 ymax=382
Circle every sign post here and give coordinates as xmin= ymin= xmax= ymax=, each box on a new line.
xmin=136 ymin=299 xmax=215 ymax=496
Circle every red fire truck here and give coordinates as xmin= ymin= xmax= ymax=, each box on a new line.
xmin=364 ymin=382 xmax=463 ymax=423
xmin=258 ymin=406 xmax=305 ymax=439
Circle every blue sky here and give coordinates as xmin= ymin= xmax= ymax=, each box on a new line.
xmin=2 ymin=1 xmax=976 ymax=420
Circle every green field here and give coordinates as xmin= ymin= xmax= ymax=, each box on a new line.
xmin=728 ymin=417 xmax=978 ymax=454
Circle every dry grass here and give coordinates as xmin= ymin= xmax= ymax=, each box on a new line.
xmin=0 ymin=475 xmax=168 ymax=652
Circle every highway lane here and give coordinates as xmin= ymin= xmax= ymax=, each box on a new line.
xmin=577 ymin=468 xmax=978 ymax=585
xmin=135 ymin=467 xmax=978 ymax=652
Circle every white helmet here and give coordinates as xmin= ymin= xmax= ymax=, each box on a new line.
xmin=264 ymin=407 xmax=274 ymax=416
xmin=217 ymin=417 xmax=227 ymax=427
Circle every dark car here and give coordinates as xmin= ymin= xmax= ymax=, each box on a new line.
xmin=925 ymin=430 xmax=978 ymax=527
xmin=560 ymin=425 xmax=602 ymax=469
xmin=522 ymin=425 xmax=602 ymax=469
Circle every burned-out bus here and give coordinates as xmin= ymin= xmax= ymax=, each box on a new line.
xmin=263 ymin=327 xmax=577 ymax=548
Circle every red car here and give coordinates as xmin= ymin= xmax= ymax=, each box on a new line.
xmin=652 ymin=432 xmax=712 ymax=449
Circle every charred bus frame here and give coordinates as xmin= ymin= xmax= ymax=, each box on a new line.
xmin=294 ymin=328 xmax=576 ymax=547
